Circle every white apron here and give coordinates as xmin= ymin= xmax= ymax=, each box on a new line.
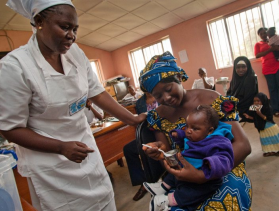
xmin=15 ymin=36 xmax=115 ymax=211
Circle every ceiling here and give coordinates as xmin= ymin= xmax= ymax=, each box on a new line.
xmin=0 ymin=0 xmax=236 ymax=51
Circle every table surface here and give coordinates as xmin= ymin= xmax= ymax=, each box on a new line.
xmin=91 ymin=120 xmax=135 ymax=167
xmin=91 ymin=121 xmax=126 ymax=137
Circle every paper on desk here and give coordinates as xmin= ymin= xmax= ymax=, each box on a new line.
xmin=91 ymin=127 xmax=103 ymax=134
xmin=107 ymin=117 xmax=119 ymax=122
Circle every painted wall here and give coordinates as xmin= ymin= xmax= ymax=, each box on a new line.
xmin=0 ymin=30 xmax=116 ymax=82
xmin=111 ymin=0 xmax=268 ymax=96
xmin=0 ymin=0 xmax=270 ymax=96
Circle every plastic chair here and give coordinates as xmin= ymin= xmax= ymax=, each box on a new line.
xmin=136 ymin=120 xmax=165 ymax=183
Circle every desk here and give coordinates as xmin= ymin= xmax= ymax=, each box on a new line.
xmin=92 ymin=121 xmax=135 ymax=167
xmin=13 ymin=168 xmax=33 ymax=208
xmin=124 ymin=104 xmax=137 ymax=114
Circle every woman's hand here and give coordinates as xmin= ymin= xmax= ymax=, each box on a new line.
xmin=163 ymin=153 xmax=207 ymax=184
xmin=142 ymin=141 xmax=165 ymax=160
xmin=243 ymin=113 xmax=252 ymax=119
xmin=255 ymin=106 xmax=262 ymax=115
xmin=60 ymin=141 xmax=94 ymax=163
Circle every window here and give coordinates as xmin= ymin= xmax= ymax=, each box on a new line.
xmin=90 ymin=60 xmax=103 ymax=84
xmin=208 ymin=0 xmax=279 ymax=69
xmin=129 ymin=37 xmax=173 ymax=87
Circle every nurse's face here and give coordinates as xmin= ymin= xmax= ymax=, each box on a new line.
xmin=36 ymin=5 xmax=78 ymax=54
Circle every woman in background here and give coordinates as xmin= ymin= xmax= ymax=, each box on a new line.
xmin=123 ymin=92 xmax=158 ymax=201
xmin=255 ymin=27 xmax=279 ymax=117
xmin=192 ymin=68 xmax=215 ymax=90
xmin=227 ymin=56 xmax=258 ymax=122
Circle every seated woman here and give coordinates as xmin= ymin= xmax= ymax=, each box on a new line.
xmin=123 ymin=92 xmax=158 ymax=201
xmin=227 ymin=56 xmax=258 ymax=122
xmin=140 ymin=52 xmax=252 ymax=211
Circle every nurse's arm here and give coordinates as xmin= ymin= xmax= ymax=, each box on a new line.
xmin=89 ymin=91 xmax=146 ymax=126
xmin=0 ymin=128 xmax=93 ymax=163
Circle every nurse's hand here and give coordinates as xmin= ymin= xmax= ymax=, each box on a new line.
xmin=163 ymin=153 xmax=207 ymax=184
xmin=142 ymin=141 xmax=165 ymax=160
xmin=133 ymin=113 xmax=147 ymax=125
xmin=60 ymin=141 xmax=94 ymax=163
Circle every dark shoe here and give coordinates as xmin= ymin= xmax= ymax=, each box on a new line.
xmin=133 ymin=185 xmax=147 ymax=201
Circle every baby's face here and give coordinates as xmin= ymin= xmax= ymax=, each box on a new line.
xmin=185 ymin=112 xmax=212 ymax=142
xmin=267 ymin=29 xmax=275 ymax=38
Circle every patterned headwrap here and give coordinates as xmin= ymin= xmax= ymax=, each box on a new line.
xmin=139 ymin=51 xmax=188 ymax=93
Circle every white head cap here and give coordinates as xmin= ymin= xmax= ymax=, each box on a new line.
xmin=6 ymin=0 xmax=74 ymax=24
xmin=237 ymin=60 xmax=246 ymax=65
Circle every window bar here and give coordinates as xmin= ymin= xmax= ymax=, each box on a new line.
xmin=232 ymin=14 xmax=241 ymax=58
xmin=208 ymin=23 xmax=219 ymax=69
xmin=95 ymin=61 xmax=103 ymax=83
xmin=141 ymin=48 xmax=146 ymax=66
xmin=215 ymin=21 xmax=225 ymax=68
xmin=250 ymin=7 xmax=259 ymax=43
xmin=269 ymin=1 xmax=276 ymax=26
xmin=131 ymin=53 xmax=139 ymax=83
xmin=224 ymin=18 xmax=235 ymax=64
xmin=259 ymin=3 xmax=266 ymax=28
xmin=245 ymin=10 xmax=254 ymax=57
xmin=210 ymin=22 xmax=220 ymax=68
xmin=240 ymin=12 xmax=249 ymax=57
xmin=160 ymin=41 xmax=164 ymax=53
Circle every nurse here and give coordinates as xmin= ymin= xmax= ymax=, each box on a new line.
xmin=0 ymin=1 xmax=145 ymax=211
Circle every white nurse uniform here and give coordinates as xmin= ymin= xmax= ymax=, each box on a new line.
xmin=0 ymin=34 xmax=115 ymax=211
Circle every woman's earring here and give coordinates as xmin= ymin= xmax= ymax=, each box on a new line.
xmin=38 ymin=26 xmax=42 ymax=30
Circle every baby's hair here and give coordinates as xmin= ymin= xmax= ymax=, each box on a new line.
xmin=267 ymin=27 xmax=276 ymax=36
xmin=192 ymin=105 xmax=219 ymax=129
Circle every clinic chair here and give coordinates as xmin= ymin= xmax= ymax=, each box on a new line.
xmin=136 ymin=120 xmax=165 ymax=183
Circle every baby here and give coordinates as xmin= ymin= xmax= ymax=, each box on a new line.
xmin=144 ymin=105 xmax=234 ymax=211
xmin=267 ymin=27 xmax=279 ymax=61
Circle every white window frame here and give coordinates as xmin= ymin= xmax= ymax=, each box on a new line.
xmin=207 ymin=0 xmax=279 ymax=69
xmin=129 ymin=37 xmax=173 ymax=87
xmin=90 ymin=60 xmax=104 ymax=85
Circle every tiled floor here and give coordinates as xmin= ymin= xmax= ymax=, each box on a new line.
xmin=107 ymin=118 xmax=279 ymax=211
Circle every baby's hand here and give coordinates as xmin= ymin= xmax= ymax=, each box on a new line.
xmin=171 ymin=131 xmax=178 ymax=138
xmin=204 ymin=160 xmax=211 ymax=169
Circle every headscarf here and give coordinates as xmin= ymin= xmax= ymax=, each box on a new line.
xmin=227 ymin=56 xmax=258 ymax=119
xmin=6 ymin=0 xmax=74 ymax=24
xmin=252 ymin=92 xmax=274 ymax=131
xmin=139 ymin=51 xmax=188 ymax=93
